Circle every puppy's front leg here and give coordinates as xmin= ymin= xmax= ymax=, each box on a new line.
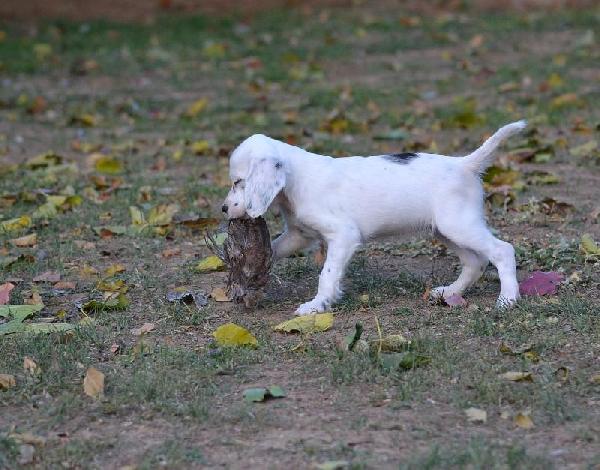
xmin=296 ymin=231 xmax=361 ymax=315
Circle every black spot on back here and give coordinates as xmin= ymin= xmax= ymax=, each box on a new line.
xmin=385 ymin=152 xmax=419 ymax=164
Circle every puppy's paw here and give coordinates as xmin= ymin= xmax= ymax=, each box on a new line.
xmin=430 ymin=286 xmax=460 ymax=301
xmin=295 ymin=298 xmax=329 ymax=316
xmin=495 ymin=295 xmax=519 ymax=310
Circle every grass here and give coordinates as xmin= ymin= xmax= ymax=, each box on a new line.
xmin=1 ymin=2 xmax=599 ymax=468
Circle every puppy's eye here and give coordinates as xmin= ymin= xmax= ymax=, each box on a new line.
xmin=233 ymin=179 xmax=242 ymax=186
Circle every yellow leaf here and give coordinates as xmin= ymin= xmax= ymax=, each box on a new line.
xmin=23 ymin=356 xmax=38 ymax=374
xmin=203 ymin=42 xmax=226 ymax=59
xmin=190 ymin=140 xmax=211 ymax=155
xmin=92 ymin=154 xmax=123 ymax=174
xmin=213 ymin=322 xmax=258 ymax=347
xmin=551 ymin=93 xmax=580 ymax=108
xmin=210 ymin=287 xmax=231 ymax=302
xmin=10 ymin=233 xmax=37 ymax=247
xmin=590 ymin=373 xmax=600 ymax=384
xmin=0 ymin=374 xmax=16 ymax=390
xmin=195 ymin=255 xmax=225 ymax=273
xmin=147 ymin=203 xmax=179 ymax=226
xmin=369 ymin=334 xmax=409 ymax=353
xmin=514 ymin=412 xmax=534 ymax=429
xmin=83 ymin=367 xmax=104 ymax=399
xmin=499 ymin=371 xmax=533 ymax=382
xmin=184 ymin=98 xmax=208 ymax=118
xmin=580 ymin=233 xmax=600 ymax=257
xmin=273 ymin=313 xmax=334 ymax=334
xmin=465 ymin=407 xmax=487 ymax=423
xmin=129 ymin=206 xmax=146 ymax=226
xmin=0 ymin=215 xmax=32 ymax=234
xmin=33 ymin=43 xmax=52 ymax=61
xmin=104 ymin=264 xmax=125 ymax=277
xmin=25 ymin=152 xmax=63 ymax=169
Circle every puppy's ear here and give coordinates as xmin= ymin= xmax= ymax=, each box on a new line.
xmin=244 ymin=157 xmax=286 ymax=218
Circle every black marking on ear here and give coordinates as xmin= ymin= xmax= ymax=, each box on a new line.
xmin=385 ymin=152 xmax=419 ymax=164
xmin=274 ymin=161 xmax=282 ymax=169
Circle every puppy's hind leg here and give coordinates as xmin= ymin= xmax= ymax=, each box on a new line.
xmin=431 ymin=236 xmax=489 ymax=300
xmin=436 ymin=220 xmax=519 ymax=308
xmin=272 ymin=228 xmax=312 ymax=261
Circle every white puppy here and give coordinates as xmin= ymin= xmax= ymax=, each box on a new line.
xmin=223 ymin=121 xmax=525 ymax=314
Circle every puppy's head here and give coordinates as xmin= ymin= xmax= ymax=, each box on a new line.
xmin=222 ymin=134 xmax=286 ymax=219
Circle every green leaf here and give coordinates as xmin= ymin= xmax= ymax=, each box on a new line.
xmin=0 ymin=304 xmax=45 ymax=335
xmin=243 ymin=385 xmax=286 ymax=402
xmin=379 ymin=352 xmax=431 ymax=372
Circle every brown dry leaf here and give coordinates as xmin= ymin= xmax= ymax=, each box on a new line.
xmin=500 ymin=371 xmax=533 ymax=382
xmin=24 ymin=292 xmax=43 ymax=306
xmin=10 ymin=233 xmax=37 ymax=247
xmin=110 ymin=343 xmax=120 ymax=355
xmin=74 ymin=240 xmax=96 ymax=250
xmin=83 ymin=367 xmax=104 ymax=399
xmin=514 ymin=412 xmax=534 ymax=429
xmin=161 ymin=247 xmax=181 ymax=258
xmin=210 ymin=287 xmax=231 ymax=302
xmin=33 ymin=271 xmax=60 ymax=283
xmin=131 ymin=322 xmax=156 ymax=336
xmin=0 ymin=373 xmax=16 ymax=390
xmin=54 ymin=281 xmax=76 ymax=290
xmin=23 ymin=356 xmax=38 ymax=375
xmin=0 ymin=282 xmax=15 ymax=305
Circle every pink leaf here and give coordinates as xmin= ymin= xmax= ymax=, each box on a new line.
xmin=0 ymin=282 xmax=15 ymax=305
xmin=519 ymin=271 xmax=564 ymax=296
xmin=445 ymin=294 xmax=468 ymax=307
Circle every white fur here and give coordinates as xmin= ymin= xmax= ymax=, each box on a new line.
xmin=223 ymin=121 xmax=526 ymax=314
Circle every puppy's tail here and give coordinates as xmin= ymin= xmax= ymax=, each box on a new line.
xmin=461 ymin=120 xmax=526 ymax=174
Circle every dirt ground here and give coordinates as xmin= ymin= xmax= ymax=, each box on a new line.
xmin=0 ymin=2 xmax=599 ymax=469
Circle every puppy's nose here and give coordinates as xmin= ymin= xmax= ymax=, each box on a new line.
xmin=221 ymin=204 xmax=229 ymax=213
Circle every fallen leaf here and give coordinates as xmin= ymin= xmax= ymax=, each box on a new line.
xmin=33 ymin=271 xmax=60 ymax=283
xmin=379 ymin=351 xmax=431 ymax=371
xmin=369 ymin=334 xmax=409 ymax=353
xmin=147 ymin=203 xmax=179 ymax=226
xmin=131 ymin=322 xmax=156 ymax=336
xmin=53 ymin=281 xmax=76 ymax=290
xmin=551 ymin=93 xmax=581 ymax=108
xmin=161 ymin=247 xmax=181 ymax=258
xmin=0 ymin=215 xmax=32 ymax=234
xmin=184 ymin=98 xmax=208 ymax=118
xmin=18 ymin=444 xmax=35 ymax=465
xmin=25 ymin=152 xmax=62 ymax=169
xmin=94 ymin=155 xmax=123 ymax=174
xmin=195 ymin=255 xmax=226 ymax=273
xmin=273 ymin=313 xmax=334 ymax=334
xmin=589 ymin=373 xmax=600 ymax=384
xmin=519 ymin=271 xmax=564 ymax=296
xmin=0 ymin=304 xmax=45 ymax=335
xmin=465 ymin=407 xmax=487 ymax=423
xmin=104 ymin=264 xmax=126 ymax=277
xmin=129 ymin=206 xmax=146 ymax=226
xmin=83 ymin=367 xmax=104 ymax=399
xmin=0 ymin=374 xmax=16 ymax=390
xmin=9 ymin=233 xmax=37 ymax=247
xmin=444 ymin=294 xmax=468 ymax=307
xmin=8 ymin=432 xmax=46 ymax=446
xmin=79 ymin=293 xmax=129 ymax=313
xmin=514 ymin=412 xmax=534 ymax=429
xmin=570 ymin=140 xmax=597 ymax=158
xmin=213 ymin=323 xmax=258 ymax=347
xmin=0 ymin=282 xmax=15 ymax=305
xmin=500 ymin=371 xmax=533 ymax=382
xmin=580 ymin=233 xmax=600 ymax=258
xmin=23 ymin=356 xmax=38 ymax=374
xmin=242 ymin=385 xmax=286 ymax=403
xmin=210 ymin=287 xmax=231 ymax=302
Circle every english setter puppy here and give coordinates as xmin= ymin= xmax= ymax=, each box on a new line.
xmin=222 ymin=121 xmax=525 ymax=315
